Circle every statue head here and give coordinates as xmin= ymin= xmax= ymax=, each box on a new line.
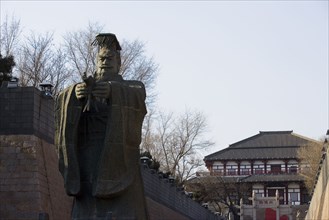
xmin=92 ymin=33 xmax=122 ymax=81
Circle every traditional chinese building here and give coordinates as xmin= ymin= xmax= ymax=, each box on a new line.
xmin=204 ymin=131 xmax=321 ymax=206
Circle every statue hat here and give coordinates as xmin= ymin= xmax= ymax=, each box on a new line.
xmin=92 ymin=33 xmax=122 ymax=51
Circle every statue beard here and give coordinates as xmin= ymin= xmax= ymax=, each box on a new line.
xmin=95 ymin=69 xmax=120 ymax=82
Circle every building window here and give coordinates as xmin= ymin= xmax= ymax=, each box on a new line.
xmin=240 ymin=163 xmax=251 ymax=175
xmin=268 ymin=189 xmax=285 ymax=204
xmin=287 ymin=161 xmax=299 ymax=173
xmin=253 ymin=163 xmax=264 ymax=174
xmin=227 ymin=169 xmax=237 ymax=176
xmin=270 ymin=165 xmax=281 ymax=174
xmin=288 ymin=187 xmax=300 ymax=205
xmin=213 ymin=169 xmax=223 ymax=175
xmin=290 ymin=193 xmax=298 ymax=203
xmin=241 ymin=168 xmax=250 ymax=175
xmin=289 ymin=166 xmax=298 ymax=174
xmin=287 ymin=160 xmax=299 ymax=174
xmin=226 ymin=163 xmax=238 ymax=176
xmin=254 ymin=168 xmax=264 ymax=174
xmin=253 ymin=189 xmax=264 ymax=198
xmin=213 ymin=164 xmax=224 ymax=175
xmin=255 ymin=193 xmax=263 ymax=198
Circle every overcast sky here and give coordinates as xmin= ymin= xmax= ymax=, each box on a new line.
xmin=1 ymin=1 xmax=328 ymax=155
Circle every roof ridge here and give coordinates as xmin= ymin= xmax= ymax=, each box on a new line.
xmin=204 ymin=148 xmax=230 ymax=160
xmin=259 ymin=130 xmax=293 ymax=134
xmin=228 ymin=132 xmax=261 ymax=148
xmin=229 ymin=130 xmax=293 ymax=148
xmin=291 ymin=132 xmax=322 ymax=144
xmin=229 ymin=145 xmax=300 ymax=149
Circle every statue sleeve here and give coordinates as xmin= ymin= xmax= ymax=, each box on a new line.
xmin=55 ymin=85 xmax=82 ymax=195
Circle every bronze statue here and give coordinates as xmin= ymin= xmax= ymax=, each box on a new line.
xmin=55 ymin=33 xmax=148 ymax=219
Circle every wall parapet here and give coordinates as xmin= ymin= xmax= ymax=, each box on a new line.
xmin=141 ymin=165 xmax=220 ymax=220
xmin=0 ymin=86 xmax=54 ymax=143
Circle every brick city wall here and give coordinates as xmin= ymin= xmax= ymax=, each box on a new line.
xmin=0 ymin=135 xmax=72 ymax=220
xmin=0 ymin=86 xmax=72 ymax=220
xmin=0 ymin=86 xmax=54 ymax=143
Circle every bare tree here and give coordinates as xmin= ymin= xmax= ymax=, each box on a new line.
xmin=186 ymin=175 xmax=250 ymax=219
xmin=1 ymin=15 xmax=158 ymax=100
xmin=298 ymin=140 xmax=324 ymax=193
xmin=0 ymin=14 xmax=21 ymax=83
xmin=14 ymin=31 xmax=72 ymax=96
xmin=120 ymin=39 xmax=158 ymax=106
xmin=0 ymin=14 xmax=22 ymax=56
xmin=144 ymin=109 xmax=214 ymax=184
xmin=140 ymin=108 xmax=163 ymax=158
xmin=17 ymin=31 xmax=55 ymax=87
xmin=63 ymin=22 xmax=103 ymax=82
xmin=173 ymin=110 xmax=214 ymax=183
xmin=49 ymin=48 xmax=74 ymax=96
xmin=1 ymin=14 xmax=73 ymax=95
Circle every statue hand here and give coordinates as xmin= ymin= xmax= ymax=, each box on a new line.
xmin=92 ymin=82 xmax=111 ymax=99
xmin=75 ymin=83 xmax=88 ymax=100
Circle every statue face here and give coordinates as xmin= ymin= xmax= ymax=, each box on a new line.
xmin=96 ymin=47 xmax=120 ymax=80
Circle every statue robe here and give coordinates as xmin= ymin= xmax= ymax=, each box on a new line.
xmin=55 ymin=78 xmax=148 ymax=219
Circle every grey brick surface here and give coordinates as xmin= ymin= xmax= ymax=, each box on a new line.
xmin=0 ymin=87 xmax=54 ymax=143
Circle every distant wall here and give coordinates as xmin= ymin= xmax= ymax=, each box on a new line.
xmin=305 ymin=146 xmax=329 ymax=220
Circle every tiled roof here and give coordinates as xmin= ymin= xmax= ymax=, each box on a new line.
xmin=205 ymin=131 xmax=320 ymax=161
xmin=229 ymin=131 xmax=315 ymax=148
xmin=187 ymin=174 xmax=303 ymax=184
xmin=187 ymin=176 xmax=241 ymax=184
xmin=240 ymin=174 xmax=304 ymax=183
xmin=205 ymin=147 xmax=299 ymax=160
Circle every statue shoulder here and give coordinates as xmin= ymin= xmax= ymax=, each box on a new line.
xmin=58 ymin=84 xmax=76 ymax=95
xmin=122 ymin=80 xmax=145 ymax=90
xmin=56 ymin=84 xmax=77 ymax=103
